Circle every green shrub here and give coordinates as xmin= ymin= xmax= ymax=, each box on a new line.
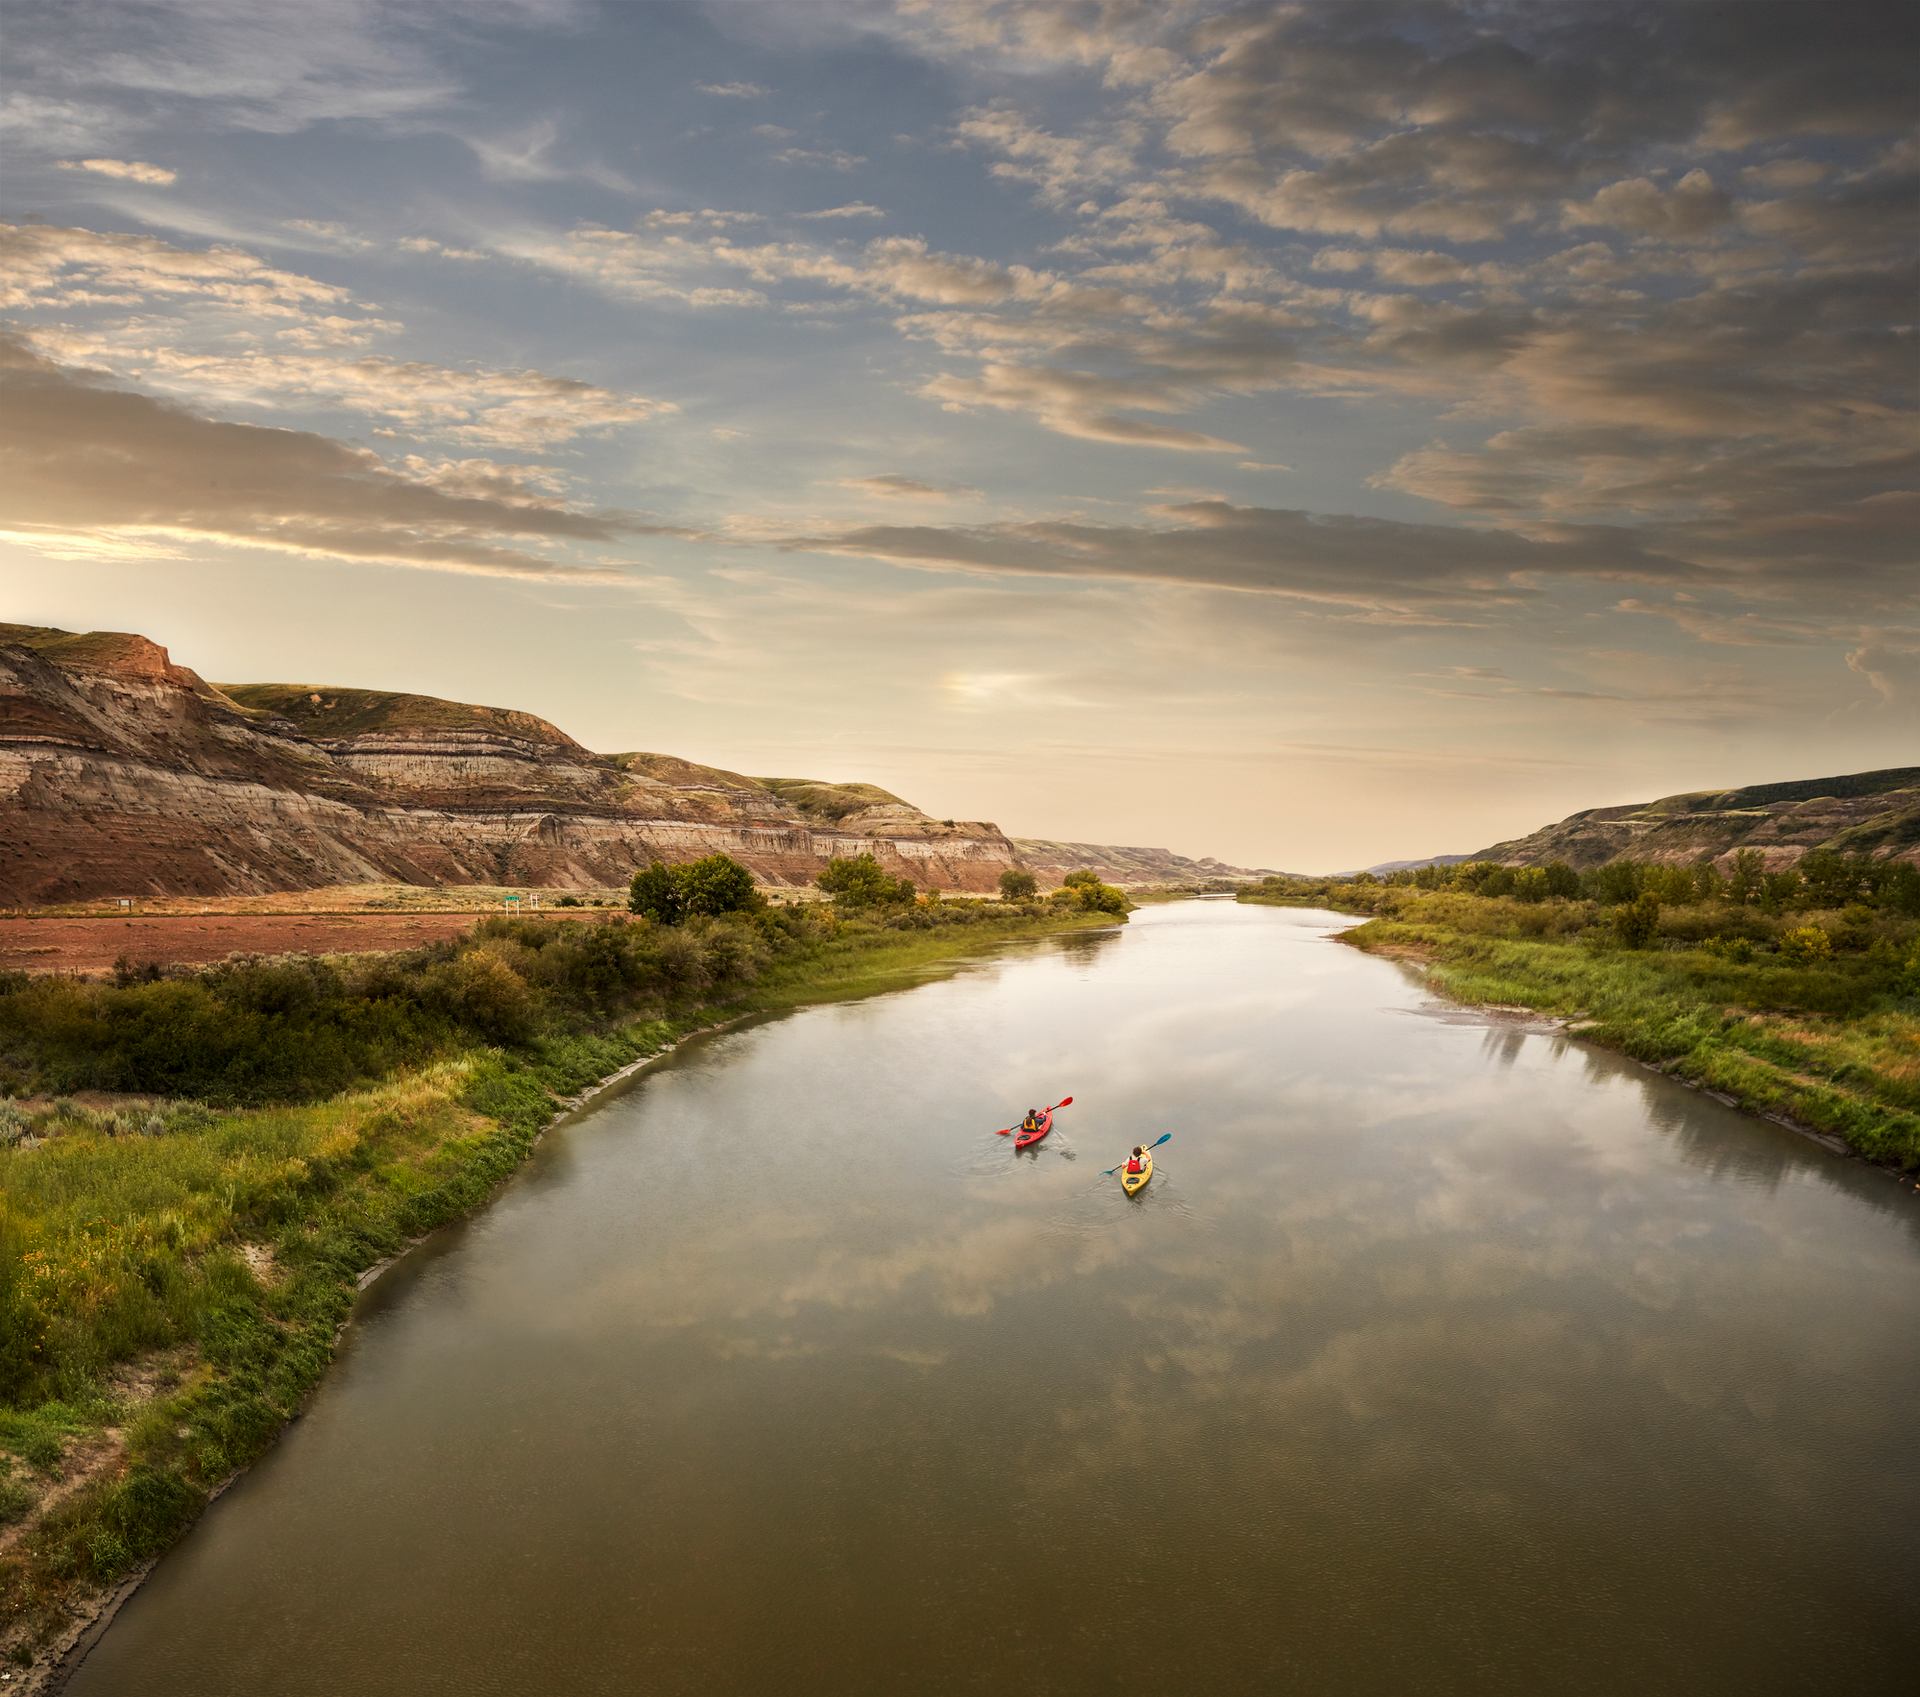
xmin=1612 ymin=895 xmax=1661 ymax=948
xmin=998 ymin=868 xmax=1038 ymax=901
xmin=1781 ymin=924 xmax=1833 ymax=963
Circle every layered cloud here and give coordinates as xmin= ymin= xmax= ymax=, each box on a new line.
xmin=0 ymin=337 xmax=657 ymax=580
xmin=781 ymin=499 xmax=1691 ymax=615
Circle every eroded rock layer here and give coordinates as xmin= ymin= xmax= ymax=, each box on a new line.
xmin=1473 ymin=770 xmax=1920 ymax=870
xmin=0 ymin=626 xmax=1020 ymax=904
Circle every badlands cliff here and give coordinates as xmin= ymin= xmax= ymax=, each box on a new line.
xmin=1472 ymin=768 xmax=1920 ymax=870
xmin=0 ymin=625 xmax=1021 ymax=905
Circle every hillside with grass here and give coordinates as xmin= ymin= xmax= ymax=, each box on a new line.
xmin=1472 ymin=768 xmax=1920 ymax=871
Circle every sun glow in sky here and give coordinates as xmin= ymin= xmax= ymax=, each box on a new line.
xmin=1 ymin=0 xmax=1914 ymax=869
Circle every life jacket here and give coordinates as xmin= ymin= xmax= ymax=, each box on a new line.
xmin=1125 ymin=1152 xmax=1144 ymax=1173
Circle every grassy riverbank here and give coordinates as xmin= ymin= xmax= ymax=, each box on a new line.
xmin=0 ymin=897 xmax=1118 ymax=1673
xmin=1242 ymin=870 xmax=1920 ymax=1174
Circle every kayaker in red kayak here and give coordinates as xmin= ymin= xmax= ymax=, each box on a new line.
xmin=1123 ymin=1145 xmax=1147 ymax=1175
xmin=1020 ymin=1108 xmax=1044 ymax=1135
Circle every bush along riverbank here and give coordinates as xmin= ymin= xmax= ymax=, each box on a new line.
xmin=0 ymin=862 xmax=1126 ymax=1675
xmin=1242 ymin=853 xmax=1920 ymax=1175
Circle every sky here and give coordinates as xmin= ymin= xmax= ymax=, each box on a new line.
xmin=0 ymin=0 xmax=1914 ymax=871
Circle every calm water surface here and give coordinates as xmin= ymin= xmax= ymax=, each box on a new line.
xmin=69 ymin=903 xmax=1920 ymax=1694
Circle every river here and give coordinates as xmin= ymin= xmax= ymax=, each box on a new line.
xmin=64 ymin=902 xmax=1920 ymax=1694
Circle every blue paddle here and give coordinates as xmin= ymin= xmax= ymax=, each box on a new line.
xmin=1104 ymin=1132 xmax=1172 ymax=1177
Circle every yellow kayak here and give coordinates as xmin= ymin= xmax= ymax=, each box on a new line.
xmin=1120 ymin=1150 xmax=1152 ymax=1196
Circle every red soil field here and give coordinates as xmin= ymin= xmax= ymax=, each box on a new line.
xmin=0 ymin=910 xmax=604 ymax=976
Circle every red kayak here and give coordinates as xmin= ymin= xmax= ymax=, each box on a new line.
xmin=1014 ymin=1109 xmax=1053 ymax=1149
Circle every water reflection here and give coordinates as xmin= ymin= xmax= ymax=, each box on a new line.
xmin=67 ymin=902 xmax=1920 ymax=1697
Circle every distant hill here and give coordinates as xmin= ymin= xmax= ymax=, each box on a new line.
xmin=1472 ymin=768 xmax=1920 ymax=871
xmin=1359 ymin=854 xmax=1472 ymax=877
xmin=1013 ymin=839 xmax=1286 ymax=888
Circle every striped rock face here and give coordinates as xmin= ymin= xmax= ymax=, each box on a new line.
xmin=0 ymin=625 xmax=1022 ymax=904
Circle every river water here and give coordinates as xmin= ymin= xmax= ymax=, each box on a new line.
xmin=67 ymin=902 xmax=1920 ymax=1695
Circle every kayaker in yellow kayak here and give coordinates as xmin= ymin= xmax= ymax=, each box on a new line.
xmin=1124 ymin=1145 xmax=1148 ymax=1174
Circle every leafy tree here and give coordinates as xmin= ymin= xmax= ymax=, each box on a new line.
xmin=1726 ymin=847 xmax=1764 ymax=906
xmin=1760 ymin=868 xmax=1802 ymax=914
xmin=1883 ymin=861 xmax=1920 ymax=917
xmin=998 ymin=868 xmax=1038 ymax=900
xmin=1612 ymin=893 xmax=1661 ymax=948
xmin=1542 ymin=861 xmax=1581 ymax=899
xmin=1644 ymin=864 xmax=1696 ymax=904
xmin=1061 ymin=868 xmax=1103 ymax=890
xmin=1511 ymin=867 xmax=1550 ymax=903
xmin=817 ymin=853 xmax=915 ymax=909
xmin=677 ymin=853 xmax=763 ymax=918
xmin=1799 ymin=850 xmax=1860 ymax=907
xmin=1585 ymin=861 xmax=1643 ymax=905
xmin=628 ymin=862 xmax=684 ymax=925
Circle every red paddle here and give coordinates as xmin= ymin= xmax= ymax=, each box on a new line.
xmin=995 ymin=1095 xmax=1073 ymax=1135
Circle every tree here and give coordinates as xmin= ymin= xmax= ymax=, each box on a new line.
xmin=1798 ymin=850 xmax=1859 ymax=908
xmin=1726 ymin=847 xmax=1764 ymax=906
xmin=1542 ymin=861 xmax=1581 ymax=900
xmin=998 ymin=868 xmax=1037 ymax=901
xmin=630 ymin=855 xmax=762 ymax=924
xmin=1883 ymin=861 xmax=1920 ymax=917
xmin=1760 ymin=868 xmax=1802 ymax=914
xmin=1061 ymin=868 xmax=1103 ymax=890
xmin=817 ymin=853 xmax=914 ymax=910
xmin=628 ymin=862 xmax=684 ymax=925
xmin=1511 ymin=867 xmax=1550 ymax=903
xmin=677 ymin=853 xmax=762 ymax=918
xmin=1586 ymin=861 xmax=1643 ymax=905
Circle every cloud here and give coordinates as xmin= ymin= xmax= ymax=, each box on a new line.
xmin=1561 ymin=170 xmax=1733 ymax=238
xmin=696 ymin=81 xmax=769 ymax=98
xmin=922 ymin=362 xmax=1246 ymax=452
xmin=56 ymin=156 xmax=176 ymax=185
xmin=772 ymin=145 xmax=867 ymax=171
xmin=780 ymin=498 xmax=1691 ymax=613
xmin=0 ymin=222 xmax=350 ymax=315
xmin=1741 ymin=158 xmax=1829 ymax=189
xmin=2 ymin=0 xmax=578 ymax=138
xmin=1845 ymin=640 xmax=1920 ymax=709
xmin=18 ymin=330 xmax=677 ymax=450
xmin=793 ymin=202 xmax=886 ymax=220
xmin=836 ymin=474 xmax=979 ymax=501
xmin=0 ymin=335 xmax=657 ymax=581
